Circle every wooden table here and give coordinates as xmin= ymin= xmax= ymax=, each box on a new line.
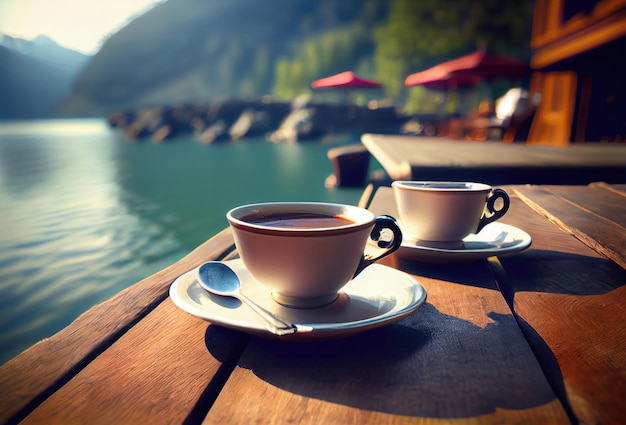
xmin=361 ymin=133 xmax=626 ymax=185
xmin=1 ymin=183 xmax=625 ymax=424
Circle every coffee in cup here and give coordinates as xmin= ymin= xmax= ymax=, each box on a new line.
xmin=227 ymin=202 xmax=402 ymax=308
xmin=392 ymin=181 xmax=510 ymax=243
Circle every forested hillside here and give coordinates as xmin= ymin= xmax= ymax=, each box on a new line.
xmin=62 ymin=0 xmax=532 ymax=117
xmin=375 ymin=0 xmax=534 ymax=112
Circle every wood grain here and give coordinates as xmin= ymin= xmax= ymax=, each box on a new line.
xmin=512 ymin=183 xmax=626 ymax=269
xmin=370 ymin=184 xmax=626 ymax=423
xmin=203 ymin=189 xmax=569 ymax=424
xmin=0 ymin=228 xmax=235 ymax=424
xmin=3 ymin=183 xmax=623 ymax=424
xmin=493 ymin=186 xmax=626 ymax=425
xmin=204 ymin=368 xmax=565 ymax=425
xmin=204 ymin=257 xmax=568 ymax=423
xmin=20 ymin=299 xmax=249 ymax=424
xmin=361 ymin=133 xmax=626 ymax=184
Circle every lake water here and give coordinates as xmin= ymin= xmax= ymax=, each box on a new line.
xmin=0 ymin=119 xmax=371 ymax=365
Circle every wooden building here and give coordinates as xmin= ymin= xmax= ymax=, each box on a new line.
xmin=527 ymin=0 xmax=626 ymax=144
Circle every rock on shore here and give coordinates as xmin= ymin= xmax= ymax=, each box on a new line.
xmin=107 ymin=97 xmax=413 ymax=143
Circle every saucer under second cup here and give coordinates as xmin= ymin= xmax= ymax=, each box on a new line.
xmin=396 ymin=222 xmax=532 ymax=263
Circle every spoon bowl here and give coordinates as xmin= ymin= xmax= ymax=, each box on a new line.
xmin=197 ymin=261 xmax=302 ymax=335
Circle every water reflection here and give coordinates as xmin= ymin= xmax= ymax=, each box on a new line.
xmin=0 ymin=119 xmax=362 ymax=365
xmin=0 ymin=120 xmax=185 ymax=364
xmin=0 ymin=133 xmax=54 ymax=196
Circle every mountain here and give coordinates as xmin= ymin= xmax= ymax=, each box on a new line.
xmin=62 ymin=0 xmax=390 ymax=116
xmin=0 ymin=34 xmax=89 ymax=73
xmin=0 ymin=34 xmax=91 ymax=119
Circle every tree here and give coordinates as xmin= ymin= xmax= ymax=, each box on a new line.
xmin=271 ymin=25 xmax=378 ymax=100
xmin=374 ymin=0 xmax=533 ymax=111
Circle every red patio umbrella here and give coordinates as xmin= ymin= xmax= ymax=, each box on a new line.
xmin=405 ymin=68 xmax=480 ymax=90
xmin=437 ymin=51 xmax=529 ymax=80
xmin=311 ymin=71 xmax=382 ymax=89
xmin=405 ymin=51 xmax=529 ymax=115
xmin=405 ymin=51 xmax=529 ymax=88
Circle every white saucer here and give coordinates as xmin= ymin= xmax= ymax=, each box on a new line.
xmin=169 ymin=259 xmax=426 ymax=340
xmin=397 ymin=222 xmax=531 ymax=263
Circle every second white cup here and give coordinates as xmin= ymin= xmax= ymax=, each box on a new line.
xmin=392 ymin=181 xmax=510 ymax=243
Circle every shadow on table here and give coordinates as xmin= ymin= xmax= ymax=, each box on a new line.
xmin=498 ymin=249 xmax=626 ymax=296
xmin=205 ymin=302 xmax=557 ymax=419
xmin=494 ymin=248 xmax=626 ymax=423
xmin=394 ymin=248 xmax=625 ymax=296
xmin=393 ymin=257 xmax=499 ymax=290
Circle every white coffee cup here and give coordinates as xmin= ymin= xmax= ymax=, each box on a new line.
xmin=392 ymin=181 xmax=510 ymax=243
xmin=227 ymin=202 xmax=402 ymax=308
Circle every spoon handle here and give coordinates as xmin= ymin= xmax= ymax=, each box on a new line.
xmin=237 ymin=292 xmax=299 ymax=335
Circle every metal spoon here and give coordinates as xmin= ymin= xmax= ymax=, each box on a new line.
xmin=197 ymin=261 xmax=304 ymax=336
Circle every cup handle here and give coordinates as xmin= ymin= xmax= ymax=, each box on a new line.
xmin=476 ymin=188 xmax=510 ymax=233
xmin=353 ymin=215 xmax=403 ymax=277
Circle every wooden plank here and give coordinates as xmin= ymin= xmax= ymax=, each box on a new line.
xmin=361 ymin=133 xmax=626 ymax=185
xmin=586 ymin=182 xmax=626 ymax=225
xmin=203 ymin=189 xmax=569 ymax=424
xmin=205 ymin=257 xmax=567 ymax=424
xmin=512 ymin=184 xmax=626 ymax=269
xmin=361 ymin=134 xmax=413 ymax=180
xmin=515 ymin=183 xmax=626 ymax=229
xmin=362 ymin=134 xmax=626 ymax=168
xmin=19 ymin=299 xmax=249 ymax=424
xmin=361 ymin=185 xmax=626 ymax=423
xmin=205 ymin=363 xmax=565 ymax=425
xmin=357 ymin=183 xmax=376 ymax=209
xmin=492 ymin=187 xmax=626 ymax=425
xmin=0 ymin=228 xmax=236 ymax=424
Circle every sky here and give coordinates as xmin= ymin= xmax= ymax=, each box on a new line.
xmin=0 ymin=0 xmax=165 ymax=54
